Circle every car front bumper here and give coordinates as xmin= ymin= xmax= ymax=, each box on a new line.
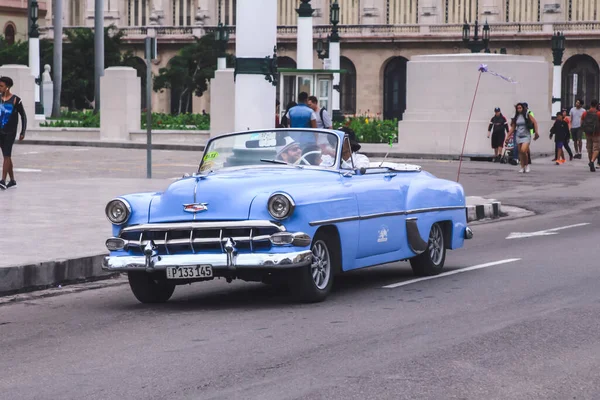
xmin=102 ymin=250 xmax=314 ymax=272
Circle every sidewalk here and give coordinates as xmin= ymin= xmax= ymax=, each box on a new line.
xmin=16 ymin=136 xmax=555 ymax=161
xmin=0 ymin=176 xmax=501 ymax=296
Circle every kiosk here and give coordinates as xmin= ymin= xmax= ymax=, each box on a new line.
xmin=277 ymin=68 xmax=344 ymax=121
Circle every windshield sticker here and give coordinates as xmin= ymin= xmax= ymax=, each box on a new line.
xmin=203 ymin=151 xmax=219 ymax=161
xmin=258 ymin=132 xmax=277 ymax=147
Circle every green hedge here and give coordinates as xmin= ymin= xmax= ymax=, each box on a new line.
xmin=334 ymin=114 xmax=398 ymax=144
xmin=40 ymin=111 xmax=210 ymax=130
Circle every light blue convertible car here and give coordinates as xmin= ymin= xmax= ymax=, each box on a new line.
xmin=103 ymin=129 xmax=473 ymax=304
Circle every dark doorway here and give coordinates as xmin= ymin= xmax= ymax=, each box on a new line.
xmin=562 ymin=54 xmax=600 ymax=109
xmin=383 ymin=57 xmax=408 ymax=121
xmin=277 ymin=56 xmax=297 ymax=108
xmin=340 ymin=56 xmax=356 ymax=115
xmin=124 ymin=56 xmax=148 ymax=110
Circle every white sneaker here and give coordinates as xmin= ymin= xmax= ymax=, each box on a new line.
xmin=525 ymin=165 xmax=531 ymax=173
xmin=518 ymin=167 xmax=524 ymax=173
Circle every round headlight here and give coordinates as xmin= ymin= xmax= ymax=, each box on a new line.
xmin=268 ymin=193 xmax=295 ymax=220
xmin=105 ymin=198 xmax=131 ymax=225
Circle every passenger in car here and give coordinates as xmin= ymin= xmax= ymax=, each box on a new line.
xmin=338 ymin=127 xmax=370 ymax=169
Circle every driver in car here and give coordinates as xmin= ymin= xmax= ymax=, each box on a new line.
xmin=339 ymin=127 xmax=370 ymax=169
xmin=276 ymin=141 xmax=303 ymax=164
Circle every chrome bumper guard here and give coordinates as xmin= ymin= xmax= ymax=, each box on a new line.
xmin=102 ymin=250 xmax=314 ymax=272
xmin=464 ymin=227 xmax=473 ymax=239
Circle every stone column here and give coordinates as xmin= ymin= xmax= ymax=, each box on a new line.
xmin=100 ymin=67 xmax=141 ymax=141
xmin=234 ymin=0 xmax=277 ymax=131
xmin=296 ymin=0 xmax=314 ymax=70
xmin=0 ymin=65 xmax=36 ymax=128
xmin=210 ymin=70 xmax=235 ymax=137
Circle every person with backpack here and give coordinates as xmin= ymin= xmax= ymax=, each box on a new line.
xmin=580 ymin=99 xmax=600 ymax=172
xmin=307 ymin=96 xmax=333 ymax=129
xmin=279 ymin=101 xmax=297 ymax=128
xmin=0 ymin=76 xmax=27 ymax=190
xmin=505 ymin=102 xmax=539 ymax=173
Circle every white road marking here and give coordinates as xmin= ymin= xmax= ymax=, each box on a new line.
xmin=21 ymin=151 xmax=40 ymax=155
xmin=14 ymin=168 xmax=42 ymax=172
xmin=382 ymin=258 xmax=521 ymax=289
xmin=506 ymin=223 xmax=590 ymax=239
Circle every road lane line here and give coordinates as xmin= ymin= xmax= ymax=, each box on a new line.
xmin=506 ymin=223 xmax=590 ymax=239
xmin=382 ymin=258 xmax=521 ymax=289
xmin=14 ymin=168 xmax=42 ymax=172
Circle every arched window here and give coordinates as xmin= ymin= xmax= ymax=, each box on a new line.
xmin=562 ymin=54 xmax=600 ymax=109
xmin=340 ymin=56 xmax=356 ymax=115
xmin=383 ymin=57 xmax=408 ymax=121
xmin=4 ymin=23 xmax=15 ymax=46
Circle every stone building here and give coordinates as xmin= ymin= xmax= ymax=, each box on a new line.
xmin=1 ymin=0 xmax=48 ymax=45
xmin=39 ymin=0 xmax=600 ymax=119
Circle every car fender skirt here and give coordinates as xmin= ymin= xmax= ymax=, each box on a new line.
xmin=406 ymin=218 xmax=428 ymax=255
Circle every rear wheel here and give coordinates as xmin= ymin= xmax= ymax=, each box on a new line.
xmin=291 ymin=233 xmax=336 ymax=303
xmin=128 ymin=272 xmax=176 ymax=304
xmin=410 ymin=223 xmax=446 ymax=276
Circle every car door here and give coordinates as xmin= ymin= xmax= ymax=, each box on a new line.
xmin=345 ymin=170 xmax=408 ymax=259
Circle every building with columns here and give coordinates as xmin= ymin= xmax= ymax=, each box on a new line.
xmin=39 ymin=0 xmax=600 ymax=120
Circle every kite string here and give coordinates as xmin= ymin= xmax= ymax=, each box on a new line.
xmin=457 ymin=70 xmax=483 ymax=183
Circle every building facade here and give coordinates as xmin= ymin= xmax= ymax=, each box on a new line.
xmin=1 ymin=0 xmax=48 ymax=46
xmin=40 ymin=0 xmax=600 ymax=119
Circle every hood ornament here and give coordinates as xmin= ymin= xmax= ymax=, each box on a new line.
xmin=183 ymin=203 xmax=209 ymax=213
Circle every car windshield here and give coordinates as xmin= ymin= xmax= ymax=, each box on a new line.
xmin=198 ymin=130 xmax=339 ymax=172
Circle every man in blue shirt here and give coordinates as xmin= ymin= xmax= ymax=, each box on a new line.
xmin=287 ymin=92 xmax=317 ymax=145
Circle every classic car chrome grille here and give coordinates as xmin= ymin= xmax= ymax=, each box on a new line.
xmin=119 ymin=221 xmax=285 ymax=255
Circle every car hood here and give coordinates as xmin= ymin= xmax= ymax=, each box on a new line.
xmin=147 ymin=167 xmax=341 ymax=223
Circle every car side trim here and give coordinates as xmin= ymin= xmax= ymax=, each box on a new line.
xmin=309 ymin=205 xmax=466 ymax=226
xmin=406 ymin=218 xmax=428 ymax=255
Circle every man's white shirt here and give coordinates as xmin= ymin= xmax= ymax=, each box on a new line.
xmin=341 ymin=153 xmax=370 ymax=169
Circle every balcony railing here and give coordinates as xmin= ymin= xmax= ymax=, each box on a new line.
xmin=39 ymin=20 xmax=600 ymax=42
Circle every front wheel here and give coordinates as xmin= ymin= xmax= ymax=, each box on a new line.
xmin=410 ymin=223 xmax=446 ymax=276
xmin=291 ymin=233 xmax=336 ymax=303
xmin=128 ymin=272 xmax=176 ymax=304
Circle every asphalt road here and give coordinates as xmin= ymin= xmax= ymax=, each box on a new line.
xmin=1 ymin=203 xmax=599 ymax=399
xmin=2 ymin=144 xmax=600 ymax=399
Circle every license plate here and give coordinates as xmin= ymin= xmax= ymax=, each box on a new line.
xmin=166 ymin=265 xmax=213 ymax=279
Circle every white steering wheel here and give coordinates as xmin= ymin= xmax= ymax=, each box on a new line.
xmin=297 ymin=150 xmax=322 ymax=166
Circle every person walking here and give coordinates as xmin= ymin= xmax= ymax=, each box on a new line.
xmin=569 ymin=99 xmax=585 ymax=159
xmin=487 ymin=107 xmax=508 ymax=162
xmin=0 ymin=76 xmax=27 ymax=190
xmin=550 ymin=111 xmax=569 ymax=165
xmin=307 ymin=96 xmax=333 ymax=129
xmin=505 ymin=103 xmax=539 ymax=173
xmin=580 ymin=99 xmax=600 ymax=172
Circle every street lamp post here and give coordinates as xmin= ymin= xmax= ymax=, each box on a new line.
xmin=29 ymin=0 xmax=44 ymax=117
xmin=215 ymin=22 xmax=230 ymax=70
xmin=462 ymin=20 xmax=490 ymax=53
xmin=551 ymin=31 xmax=566 ymax=118
xmin=316 ymin=36 xmax=329 ymax=60
xmin=328 ymin=0 xmax=342 ymax=123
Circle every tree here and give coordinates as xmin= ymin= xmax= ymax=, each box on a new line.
xmin=61 ymin=25 xmax=135 ymax=110
xmin=153 ymin=33 xmax=233 ymax=114
xmin=0 ymin=36 xmax=53 ymax=74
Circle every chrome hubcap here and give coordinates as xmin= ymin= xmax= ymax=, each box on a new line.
xmin=311 ymin=240 xmax=331 ymax=290
xmin=429 ymin=224 xmax=444 ymax=266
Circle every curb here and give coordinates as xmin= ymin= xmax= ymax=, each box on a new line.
xmin=0 ymin=254 xmax=118 ymax=297
xmin=466 ymin=201 xmax=502 ymax=222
